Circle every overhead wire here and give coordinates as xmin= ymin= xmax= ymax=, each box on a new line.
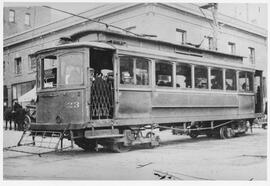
xmin=42 ymin=5 xmax=143 ymax=38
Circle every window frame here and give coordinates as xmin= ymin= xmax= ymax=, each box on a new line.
xmin=228 ymin=42 xmax=236 ymax=54
xmin=207 ymin=36 xmax=214 ymax=50
xmin=210 ymin=67 xmax=223 ymax=90
xmin=9 ymin=9 xmax=15 ymax=23
xmin=246 ymin=71 xmax=254 ymax=92
xmin=119 ymin=55 xmax=151 ymax=88
xmin=155 ymin=60 xmax=174 ymax=88
xmin=176 ymin=28 xmax=187 ymax=44
xmin=25 ymin=13 xmax=30 ymax=26
xmin=59 ymin=52 xmax=85 ymax=87
xmin=194 ymin=65 xmax=208 ymax=90
xmin=239 ymin=71 xmax=254 ymax=93
xmin=248 ymin=47 xmax=255 ymax=64
xmin=41 ymin=55 xmax=58 ymax=90
xmin=175 ymin=62 xmax=192 ymax=89
xmin=225 ymin=69 xmax=237 ymax=91
xmin=14 ymin=57 xmax=22 ymax=75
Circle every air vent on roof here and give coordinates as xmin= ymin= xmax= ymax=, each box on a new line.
xmin=107 ymin=40 xmax=126 ymax=45
xmin=57 ymin=37 xmax=73 ymax=45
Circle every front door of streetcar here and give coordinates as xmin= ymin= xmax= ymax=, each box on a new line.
xmin=255 ymin=70 xmax=264 ymax=113
xmin=89 ymin=48 xmax=114 ymax=120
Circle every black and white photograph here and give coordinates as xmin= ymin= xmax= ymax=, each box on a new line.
xmin=2 ymin=0 xmax=269 ymax=182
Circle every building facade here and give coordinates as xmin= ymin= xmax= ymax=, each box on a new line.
xmin=3 ymin=3 xmax=267 ymax=108
xmin=3 ymin=6 xmax=51 ymax=37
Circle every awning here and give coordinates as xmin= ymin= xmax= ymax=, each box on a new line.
xmin=18 ymin=87 xmax=36 ymax=103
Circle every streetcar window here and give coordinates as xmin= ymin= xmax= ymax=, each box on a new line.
xmin=42 ymin=55 xmax=57 ymax=89
xmin=239 ymin=71 xmax=253 ymax=92
xmin=246 ymin=72 xmax=254 ymax=92
xmin=211 ymin=68 xmax=223 ymax=90
xmin=120 ymin=56 xmax=149 ymax=86
xmin=239 ymin=71 xmax=247 ymax=92
xmin=225 ymin=69 xmax=236 ymax=91
xmin=60 ymin=53 xmax=84 ymax=86
xmin=195 ymin=66 xmax=208 ymax=89
xmin=176 ymin=63 xmax=191 ymax=88
xmin=156 ymin=61 xmax=173 ymax=87
xmin=120 ymin=56 xmax=134 ymax=85
xmin=135 ymin=58 xmax=149 ymax=85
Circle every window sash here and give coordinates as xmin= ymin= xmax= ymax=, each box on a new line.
xmin=9 ymin=10 xmax=15 ymax=22
xmin=15 ymin=58 xmax=22 ymax=74
xmin=25 ymin=13 xmax=30 ymax=25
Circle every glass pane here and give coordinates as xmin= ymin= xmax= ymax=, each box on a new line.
xmin=15 ymin=58 xmax=22 ymax=74
xmin=60 ymin=53 xmax=83 ymax=86
xmin=156 ymin=61 xmax=173 ymax=87
xmin=176 ymin=63 xmax=191 ymax=88
xmin=225 ymin=69 xmax=236 ymax=90
xmin=120 ymin=56 xmax=134 ymax=85
xmin=25 ymin=14 xmax=30 ymax=25
xmin=211 ymin=68 xmax=223 ymax=90
xmin=9 ymin=10 xmax=15 ymax=22
xmin=195 ymin=66 xmax=208 ymax=89
xmin=246 ymin=72 xmax=254 ymax=91
xmin=239 ymin=71 xmax=246 ymax=91
xmin=42 ymin=56 xmax=57 ymax=89
xmin=135 ymin=58 xmax=149 ymax=85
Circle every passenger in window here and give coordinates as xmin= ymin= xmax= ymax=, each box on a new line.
xmin=135 ymin=59 xmax=149 ymax=85
xmin=121 ymin=71 xmax=133 ymax=84
xmin=226 ymin=81 xmax=233 ymax=90
xmin=196 ymin=78 xmax=207 ymax=89
xmin=242 ymin=82 xmax=247 ymax=91
xmin=211 ymin=78 xmax=222 ymax=89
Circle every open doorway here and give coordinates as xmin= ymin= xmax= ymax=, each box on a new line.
xmin=255 ymin=70 xmax=263 ymax=113
xmin=89 ymin=48 xmax=114 ymax=119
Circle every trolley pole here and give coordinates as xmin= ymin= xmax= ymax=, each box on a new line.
xmin=200 ymin=3 xmax=219 ymax=51
xmin=212 ymin=3 xmax=218 ymax=51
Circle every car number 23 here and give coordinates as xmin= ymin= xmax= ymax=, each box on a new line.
xmin=65 ymin=101 xmax=80 ymax=109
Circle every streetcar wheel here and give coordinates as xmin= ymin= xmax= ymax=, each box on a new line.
xmin=206 ymin=133 xmax=213 ymax=138
xmin=225 ymin=128 xmax=235 ymax=138
xmin=74 ymin=138 xmax=97 ymax=151
xmin=111 ymin=142 xmax=131 ymax=153
xmin=189 ymin=132 xmax=198 ymax=139
xmin=219 ymin=126 xmax=227 ymax=139
xmin=146 ymin=132 xmax=155 ymax=138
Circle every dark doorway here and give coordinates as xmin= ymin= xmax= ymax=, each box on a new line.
xmin=89 ymin=48 xmax=114 ymax=119
xmin=255 ymin=70 xmax=263 ymax=113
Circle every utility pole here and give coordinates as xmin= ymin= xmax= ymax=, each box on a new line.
xmin=212 ymin=3 xmax=218 ymax=51
xmin=200 ymin=3 xmax=219 ymax=51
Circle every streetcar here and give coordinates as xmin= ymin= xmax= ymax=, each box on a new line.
xmin=29 ymin=29 xmax=264 ymax=152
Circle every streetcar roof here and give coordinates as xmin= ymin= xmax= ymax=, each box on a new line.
xmin=33 ymin=41 xmax=115 ymax=55
xmin=70 ymin=29 xmax=246 ymax=59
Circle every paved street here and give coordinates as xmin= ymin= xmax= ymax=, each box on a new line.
xmin=3 ymin=126 xmax=267 ymax=180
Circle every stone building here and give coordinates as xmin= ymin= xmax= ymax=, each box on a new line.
xmin=3 ymin=6 xmax=51 ymax=37
xmin=3 ymin=3 xmax=267 ymax=108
